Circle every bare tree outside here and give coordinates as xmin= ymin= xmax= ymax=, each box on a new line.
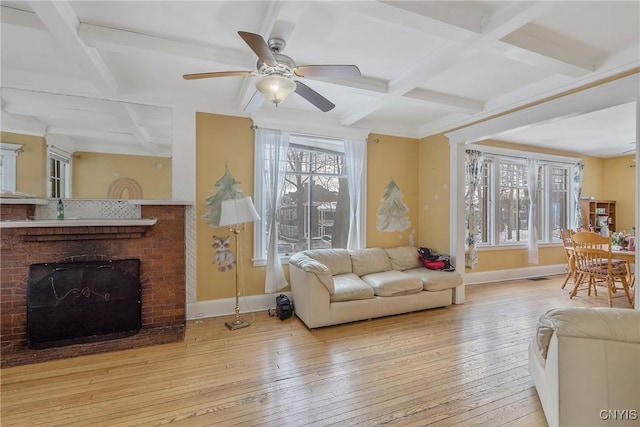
xmin=268 ymin=142 xmax=348 ymax=256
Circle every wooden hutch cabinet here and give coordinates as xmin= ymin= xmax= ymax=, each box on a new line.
xmin=580 ymin=199 xmax=616 ymax=233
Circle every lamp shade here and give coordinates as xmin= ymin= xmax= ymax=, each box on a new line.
xmin=219 ymin=196 xmax=261 ymax=226
xmin=255 ymin=75 xmax=296 ymax=106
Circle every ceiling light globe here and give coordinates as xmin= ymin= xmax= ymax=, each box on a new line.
xmin=256 ymin=75 xmax=296 ymax=107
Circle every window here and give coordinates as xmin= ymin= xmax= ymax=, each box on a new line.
xmin=48 ymin=149 xmax=71 ymax=198
xmin=468 ymin=150 xmax=574 ymax=246
xmin=0 ymin=143 xmax=22 ymax=193
xmin=255 ymin=134 xmax=355 ymax=261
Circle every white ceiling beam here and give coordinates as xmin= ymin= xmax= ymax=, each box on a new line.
xmin=330 ymin=1 xmax=477 ymax=42
xmin=49 ymin=126 xmax=170 ymax=146
xmin=44 ymin=134 xmax=79 ymax=155
xmin=79 ymin=22 xmax=253 ymax=69
xmin=335 ymin=0 xmax=586 ymax=79
xmin=71 ymin=141 xmax=171 ymax=157
xmin=340 ymin=1 xmax=553 ymax=126
xmin=596 ymin=42 xmax=640 ymax=71
xmin=28 ymin=0 xmax=118 ymax=95
xmin=0 ymin=111 xmax=48 ymax=136
xmin=483 ymin=41 xmax=591 ymax=78
xmin=79 ymin=17 xmax=390 ymax=97
xmin=0 ymin=4 xmax=43 ymax=28
xmin=121 ymin=104 xmax=155 ymax=151
xmin=404 ymin=89 xmax=483 ymax=114
xmin=499 ymin=24 xmax=598 ymax=76
xmin=445 ymin=73 xmax=639 ymax=145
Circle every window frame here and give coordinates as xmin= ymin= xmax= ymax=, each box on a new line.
xmin=48 ymin=148 xmax=72 ymax=198
xmin=253 ymin=132 xmax=356 ymax=265
xmin=0 ymin=143 xmax=23 ymax=193
xmin=470 ymin=146 xmax=578 ymax=249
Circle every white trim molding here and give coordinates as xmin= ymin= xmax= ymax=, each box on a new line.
xmin=187 ymin=292 xmax=292 ymax=320
xmin=251 ymin=110 xmax=370 ymax=140
xmin=465 ymin=265 xmax=567 ymax=286
xmin=445 ymin=74 xmax=639 ymax=145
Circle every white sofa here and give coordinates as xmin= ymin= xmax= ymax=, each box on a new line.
xmin=528 ymin=307 xmax=640 ymax=427
xmin=288 ymin=246 xmax=463 ymax=328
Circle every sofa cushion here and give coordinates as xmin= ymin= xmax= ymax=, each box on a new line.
xmin=350 ymin=248 xmax=392 ymax=277
xmin=386 ymin=246 xmax=421 ymax=271
xmin=403 ymin=268 xmax=462 ymax=291
xmin=331 ymin=273 xmax=375 ymax=302
xmin=361 ymin=270 xmax=423 ymax=297
xmin=304 ymin=249 xmax=352 ymax=275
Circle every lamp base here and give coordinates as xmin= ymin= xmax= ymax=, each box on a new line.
xmin=225 ymin=317 xmax=250 ymax=330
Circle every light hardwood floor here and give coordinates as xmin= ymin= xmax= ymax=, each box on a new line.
xmin=1 ymin=274 xmax=634 ymax=426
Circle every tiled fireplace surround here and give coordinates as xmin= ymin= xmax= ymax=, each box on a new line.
xmin=0 ymin=203 xmax=186 ymax=368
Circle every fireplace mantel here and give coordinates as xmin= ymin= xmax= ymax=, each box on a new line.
xmin=0 ymin=218 xmax=158 ymax=228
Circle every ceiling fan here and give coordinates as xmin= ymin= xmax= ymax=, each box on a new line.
xmin=183 ymin=31 xmax=361 ymax=112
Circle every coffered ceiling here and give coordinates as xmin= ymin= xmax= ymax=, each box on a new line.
xmin=1 ymin=1 xmax=638 ymax=157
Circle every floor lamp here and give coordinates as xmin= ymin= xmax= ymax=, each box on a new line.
xmin=219 ymin=196 xmax=261 ymax=330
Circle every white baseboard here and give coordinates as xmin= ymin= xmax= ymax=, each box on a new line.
xmin=187 ymin=265 xmax=566 ymax=319
xmin=186 ymin=292 xmax=292 ymax=320
xmin=464 ymin=264 xmax=566 ymax=285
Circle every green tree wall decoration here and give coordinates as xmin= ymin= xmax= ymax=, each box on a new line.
xmin=203 ymin=163 xmax=244 ymax=227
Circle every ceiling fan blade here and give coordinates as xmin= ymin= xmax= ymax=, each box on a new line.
xmin=294 ymin=81 xmax=335 ymax=112
xmin=294 ymin=65 xmax=361 ymax=79
xmin=183 ymin=71 xmax=255 ymax=80
xmin=238 ymin=31 xmax=277 ymax=67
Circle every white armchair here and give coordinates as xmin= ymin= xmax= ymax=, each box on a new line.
xmin=528 ymin=307 xmax=640 ymax=427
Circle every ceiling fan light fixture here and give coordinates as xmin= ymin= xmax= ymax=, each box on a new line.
xmin=256 ymin=75 xmax=296 ymax=107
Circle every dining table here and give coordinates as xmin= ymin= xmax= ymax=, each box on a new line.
xmin=612 ymin=247 xmax=636 ymax=288
xmin=612 ymin=248 xmax=636 ymax=262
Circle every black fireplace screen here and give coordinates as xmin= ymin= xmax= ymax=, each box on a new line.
xmin=27 ymin=259 xmax=141 ymax=349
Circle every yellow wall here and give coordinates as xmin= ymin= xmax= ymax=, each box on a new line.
xmin=418 ymin=133 xmax=452 ymax=254
xmin=72 ymin=152 xmax=172 ymax=199
xmin=194 ymin=115 xmax=421 ymax=301
xmin=195 ymin=113 xmax=263 ymax=301
xmin=603 ymin=155 xmax=636 ymax=231
xmin=1 ymin=132 xmax=46 ymax=197
xmin=366 ymin=133 xmax=420 ymax=248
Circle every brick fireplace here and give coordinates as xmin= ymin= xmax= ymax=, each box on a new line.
xmin=0 ymin=204 xmax=187 ymax=368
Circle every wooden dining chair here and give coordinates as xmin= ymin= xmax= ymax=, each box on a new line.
xmin=559 ymin=228 xmax=576 ymax=289
xmin=570 ymin=231 xmax=633 ymax=307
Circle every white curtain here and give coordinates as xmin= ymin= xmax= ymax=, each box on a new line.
xmin=527 ymin=158 xmax=540 ymax=264
xmin=571 ymin=163 xmax=585 ymax=229
xmin=464 ymin=149 xmax=483 ymax=269
xmin=258 ymin=128 xmax=290 ymax=293
xmin=345 ymin=138 xmax=367 ymax=250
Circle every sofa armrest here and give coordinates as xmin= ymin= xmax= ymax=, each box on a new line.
xmin=289 ymin=264 xmax=333 ymax=328
xmin=289 ymin=252 xmax=335 ymax=294
xmin=536 ymin=307 xmax=640 ymax=359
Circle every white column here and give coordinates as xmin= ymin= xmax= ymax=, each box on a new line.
xmin=171 ymin=108 xmax=197 ymax=305
xmin=171 ymin=108 xmax=196 ymax=201
xmin=449 ymin=139 xmax=466 ymax=304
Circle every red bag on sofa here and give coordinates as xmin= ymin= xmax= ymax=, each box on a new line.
xmin=420 ymin=258 xmax=447 ymax=270
xmin=418 ymin=247 xmax=456 ymax=271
